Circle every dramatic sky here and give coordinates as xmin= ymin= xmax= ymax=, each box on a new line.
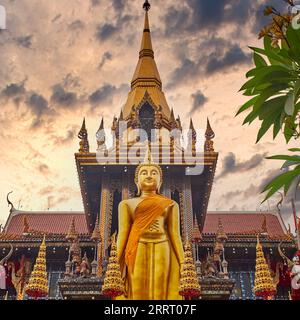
xmin=0 ymin=0 xmax=298 ymax=230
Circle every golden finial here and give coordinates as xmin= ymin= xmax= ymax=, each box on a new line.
xmin=143 ymin=0 xmax=151 ymax=12
xmin=216 ymin=218 xmax=228 ymax=242
xmin=179 ymin=238 xmax=201 ymax=299
xmin=4 ymin=291 xmax=8 ymax=300
xmin=254 ymin=235 xmax=277 ymax=300
xmin=102 ymin=233 xmax=125 ymax=298
xmin=78 ymin=118 xmax=89 ymax=153
xmin=66 ymin=217 xmax=77 ymax=242
xmin=205 ymin=118 xmax=215 ymax=152
xmin=91 ymin=216 xmax=101 ymax=242
xmin=192 ymin=216 xmax=202 ymax=243
xmin=25 ymin=235 xmax=49 ymax=299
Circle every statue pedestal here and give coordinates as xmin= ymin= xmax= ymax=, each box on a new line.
xmin=58 ymin=276 xmax=106 ymax=300
xmin=199 ymin=277 xmax=235 ymax=300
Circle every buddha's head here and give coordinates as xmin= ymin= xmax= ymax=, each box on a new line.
xmin=135 ymin=164 xmax=163 ymax=195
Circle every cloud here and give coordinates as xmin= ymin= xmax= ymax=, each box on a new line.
xmin=16 ymin=35 xmax=33 ymax=48
xmin=218 ymin=152 xmax=267 ymax=179
xmin=190 ymin=90 xmax=208 ymax=115
xmin=167 ymin=41 xmax=251 ymax=88
xmin=68 ymin=20 xmax=85 ymax=31
xmin=50 ymin=84 xmax=78 ymax=108
xmin=1 ymin=82 xmax=26 ymax=102
xmin=50 ymin=127 xmax=78 ymax=146
xmin=89 ymin=83 xmax=128 ymax=108
xmin=95 ymin=14 xmax=133 ymax=41
xmin=37 ymin=163 xmax=51 ymax=176
xmin=205 ymin=45 xmax=251 ymax=74
xmin=99 ymin=51 xmax=113 ymax=69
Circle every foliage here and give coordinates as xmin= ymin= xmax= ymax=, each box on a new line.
xmin=237 ymin=3 xmax=300 ymax=202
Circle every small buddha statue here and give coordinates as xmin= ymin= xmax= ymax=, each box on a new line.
xmin=80 ymin=253 xmax=90 ymax=278
xmin=116 ymin=159 xmax=185 ymax=300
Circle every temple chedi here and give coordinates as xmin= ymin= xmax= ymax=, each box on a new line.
xmin=0 ymin=0 xmax=298 ymax=300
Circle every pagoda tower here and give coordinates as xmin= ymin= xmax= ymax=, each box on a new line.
xmin=25 ymin=236 xmax=49 ymax=299
xmin=179 ymin=239 xmax=201 ymax=299
xmin=254 ymin=236 xmax=277 ymax=300
xmin=75 ymin=0 xmax=218 ymax=265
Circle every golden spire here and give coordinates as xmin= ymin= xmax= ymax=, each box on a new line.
xmin=78 ymin=118 xmax=90 ymax=153
xmin=254 ymin=236 xmax=276 ymax=300
xmin=179 ymin=239 xmax=201 ymax=299
xmin=66 ymin=217 xmax=77 ymax=242
xmin=25 ymin=236 xmax=49 ymax=299
xmin=131 ymin=1 xmax=162 ymax=90
xmin=22 ymin=216 xmax=30 ymax=235
xmin=91 ymin=215 xmax=101 ymax=242
xmin=102 ymin=233 xmax=124 ymax=298
xmin=192 ymin=216 xmax=202 ymax=243
xmin=122 ymin=0 xmax=171 ymax=121
xmin=216 ymin=218 xmax=228 ymax=242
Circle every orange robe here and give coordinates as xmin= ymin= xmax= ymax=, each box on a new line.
xmin=117 ymin=194 xmax=183 ymax=300
xmin=125 ymin=194 xmax=173 ymax=274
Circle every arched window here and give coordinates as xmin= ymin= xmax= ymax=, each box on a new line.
xmin=139 ymin=102 xmax=155 ymax=142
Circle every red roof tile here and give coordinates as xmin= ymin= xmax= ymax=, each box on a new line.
xmin=4 ymin=210 xmax=88 ymax=235
xmin=203 ymin=212 xmax=287 ymax=237
xmin=4 ymin=210 xmax=287 ymax=239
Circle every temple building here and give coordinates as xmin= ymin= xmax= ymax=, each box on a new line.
xmin=0 ymin=1 xmax=298 ymax=300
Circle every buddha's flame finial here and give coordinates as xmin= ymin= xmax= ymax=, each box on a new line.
xmin=143 ymin=0 xmax=151 ymax=11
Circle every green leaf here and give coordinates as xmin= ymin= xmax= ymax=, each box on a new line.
xmin=262 ymin=166 xmax=300 ymax=202
xmin=287 ymin=26 xmax=300 ymax=56
xmin=256 ymin=117 xmax=274 ymax=143
xmin=289 ymin=148 xmax=300 ymax=152
xmin=236 ymin=96 xmax=259 ymax=116
xmin=284 ymin=93 xmax=295 ymax=116
xmin=254 ymin=53 xmax=267 ymax=68
xmin=266 ymin=155 xmax=300 ymax=162
xmin=273 ymin=116 xmax=281 ymax=139
xmin=282 ymin=160 xmax=300 ymax=169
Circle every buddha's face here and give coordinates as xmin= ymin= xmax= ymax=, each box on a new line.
xmin=136 ymin=165 xmax=161 ymax=193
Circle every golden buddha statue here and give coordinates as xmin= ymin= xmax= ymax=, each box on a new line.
xmin=116 ymin=162 xmax=185 ymax=300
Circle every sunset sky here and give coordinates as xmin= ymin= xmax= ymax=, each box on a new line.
xmin=0 ymin=0 xmax=298 ymax=230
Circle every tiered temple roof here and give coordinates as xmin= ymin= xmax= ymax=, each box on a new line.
xmin=1 ymin=209 xmax=291 ymax=241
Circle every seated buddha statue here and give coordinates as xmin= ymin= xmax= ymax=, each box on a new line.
xmin=116 ymin=160 xmax=185 ymax=300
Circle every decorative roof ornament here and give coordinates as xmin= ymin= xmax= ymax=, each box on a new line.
xmin=179 ymin=238 xmax=201 ymax=299
xmin=143 ymin=142 xmax=155 ymax=164
xmin=254 ymin=235 xmax=277 ymax=300
xmin=91 ymin=215 xmax=101 ymax=242
xmin=78 ymin=118 xmax=90 ymax=153
xmin=216 ymin=218 xmax=228 ymax=242
xmin=261 ymin=215 xmax=268 ymax=236
xmin=189 ymin=119 xmax=197 ymax=140
xmin=143 ymin=0 xmax=151 ymax=12
xmin=102 ymin=233 xmax=125 ymax=298
xmin=205 ymin=118 xmax=215 ymax=152
xmin=192 ymin=216 xmax=202 ymax=243
xmin=0 ymin=243 xmax=13 ymax=266
xmin=96 ymin=118 xmax=107 ymax=151
xmin=66 ymin=217 xmax=77 ymax=242
xmin=6 ymin=191 xmax=14 ymax=213
xmin=25 ymin=235 xmax=49 ymax=300
xmin=22 ymin=216 xmax=30 ymax=235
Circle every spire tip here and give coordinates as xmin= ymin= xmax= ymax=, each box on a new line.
xmin=143 ymin=0 xmax=151 ymax=11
